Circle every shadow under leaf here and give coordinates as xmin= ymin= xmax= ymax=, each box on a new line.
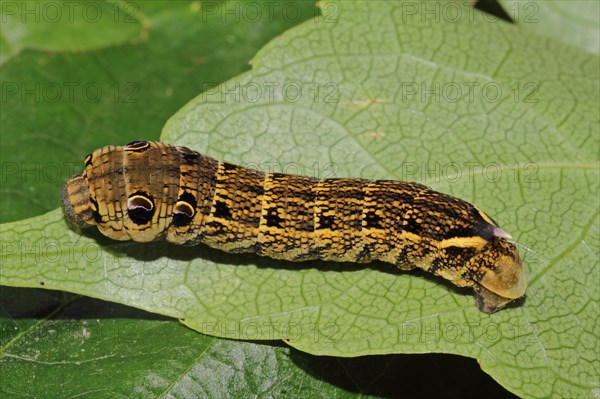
xmin=289 ymin=348 xmax=520 ymax=399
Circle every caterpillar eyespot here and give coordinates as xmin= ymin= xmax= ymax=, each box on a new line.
xmin=62 ymin=141 xmax=527 ymax=313
xmin=126 ymin=194 xmax=155 ymax=225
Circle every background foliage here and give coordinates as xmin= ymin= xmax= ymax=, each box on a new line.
xmin=1 ymin=1 xmax=598 ymax=398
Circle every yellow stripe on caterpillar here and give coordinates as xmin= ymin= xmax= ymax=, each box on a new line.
xmin=437 ymin=236 xmax=489 ymax=250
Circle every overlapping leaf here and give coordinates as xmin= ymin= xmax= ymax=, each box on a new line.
xmin=1 ymin=1 xmax=598 ymax=398
xmin=499 ymin=0 xmax=600 ymax=54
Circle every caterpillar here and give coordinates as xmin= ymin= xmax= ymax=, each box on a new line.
xmin=62 ymin=141 xmax=526 ymax=313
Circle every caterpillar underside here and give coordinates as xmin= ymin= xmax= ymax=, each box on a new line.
xmin=63 ymin=141 xmax=527 ymax=313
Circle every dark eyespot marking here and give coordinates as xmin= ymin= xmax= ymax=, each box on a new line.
xmin=127 ymin=192 xmax=155 ymax=225
xmin=173 ymin=203 xmax=194 ymax=226
xmin=318 ymin=214 xmax=336 ymax=230
xmin=213 ymin=200 xmax=232 ymax=219
xmin=178 ymin=192 xmax=197 ymax=208
xmin=264 ymin=207 xmax=283 ymax=228
xmin=172 ymin=192 xmax=197 ymax=227
xmin=124 ymin=141 xmax=151 ymax=152
xmin=222 ymin=162 xmax=239 ymax=172
xmin=443 ymin=245 xmax=477 ymax=260
xmin=84 ymin=153 xmax=93 ymax=167
xmin=400 ymin=216 xmax=421 ymax=234
xmin=181 ymin=151 xmax=199 ymax=165
xmin=363 ymin=211 xmax=383 ymax=228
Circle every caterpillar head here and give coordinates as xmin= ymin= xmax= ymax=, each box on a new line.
xmin=62 ymin=141 xmax=197 ymax=243
xmin=430 ymin=207 xmax=527 ymax=313
xmin=467 ymin=234 xmax=527 ymax=313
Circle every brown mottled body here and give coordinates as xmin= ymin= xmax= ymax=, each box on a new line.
xmin=63 ymin=141 xmax=527 ymax=313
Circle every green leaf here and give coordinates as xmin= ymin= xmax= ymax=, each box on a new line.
xmin=0 ymin=287 xmax=368 ymax=398
xmin=2 ymin=1 xmax=377 ymax=398
xmin=0 ymin=0 xmax=147 ymax=64
xmin=499 ymin=0 xmax=600 ymax=55
xmin=1 ymin=1 xmax=598 ymax=398
xmin=0 ymin=289 xmax=514 ymax=399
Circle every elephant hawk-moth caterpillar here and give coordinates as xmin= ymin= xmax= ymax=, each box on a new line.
xmin=63 ymin=141 xmax=526 ymax=313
